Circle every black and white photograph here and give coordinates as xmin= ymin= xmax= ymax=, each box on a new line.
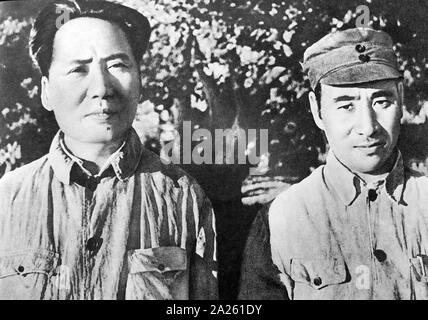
xmin=0 ymin=0 xmax=427 ymax=305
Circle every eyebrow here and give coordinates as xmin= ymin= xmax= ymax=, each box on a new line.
xmin=68 ymin=58 xmax=92 ymax=65
xmin=332 ymin=90 xmax=396 ymax=103
xmin=333 ymin=95 xmax=360 ymax=102
xmin=104 ymin=53 xmax=133 ymax=63
xmin=67 ymin=53 xmax=133 ymax=65
xmin=371 ymin=90 xmax=395 ymax=99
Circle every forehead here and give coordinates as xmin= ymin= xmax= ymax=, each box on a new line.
xmin=51 ymin=17 xmax=133 ymax=62
xmin=320 ymin=80 xmax=398 ymax=99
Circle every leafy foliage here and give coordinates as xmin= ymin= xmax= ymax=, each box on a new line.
xmin=1 ymin=0 xmax=427 ymax=190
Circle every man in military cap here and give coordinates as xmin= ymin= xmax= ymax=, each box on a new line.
xmin=239 ymin=28 xmax=428 ymax=299
xmin=0 ymin=0 xmax=217 ymax=299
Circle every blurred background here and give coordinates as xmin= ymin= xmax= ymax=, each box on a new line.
xmin=1 ymin=0 xmax=428 ymax=299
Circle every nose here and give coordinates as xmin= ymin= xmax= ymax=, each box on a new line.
xmin=354 ymin=103 xmax=378 ymax=137
xmin=87 ymin=64 xmax=114 ymax=100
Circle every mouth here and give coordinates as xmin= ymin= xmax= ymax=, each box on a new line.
xmin=86 ymin=110 xmax=118 ymax=120
xmin=355 ymin=141 xmax=384 ymax=148
xmin=354 ymin=141 xmax=385 ymax=154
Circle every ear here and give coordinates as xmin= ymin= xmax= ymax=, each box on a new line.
xmin=397 ymin=81 xmax=404 ymax=104
xmin=137 ymin=71 xmax=144 ymax=103
xmin=41 ymin=76 xmax=53 ymax=111
xmin=308 ymin=91 xmax=325 ymax=131
xmin=397 ymin=81 xmax=404 ymax=116
xmin=138 ymin=82 xmax=144 ymax=103
xmin=393 ymin=81 xmax=404 ymax=121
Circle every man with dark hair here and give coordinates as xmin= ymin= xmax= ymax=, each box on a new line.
xmin=239 ymin=28 xmax=428 ymax=299
xmin=0 ymin=0 xmax=217 ymax=300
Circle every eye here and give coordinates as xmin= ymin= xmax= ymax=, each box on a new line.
xmin=108 ymin=62 xmax=129 ymax=69
xmin=338 ymin=103 xmax=354 ymax=111
xmin=69 ymin=65 xmax=87 ymax=74
xmin=374 ymin=99 xmax=392 ymax=109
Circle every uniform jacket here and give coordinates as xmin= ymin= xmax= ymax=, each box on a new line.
xmin=239 ymin=151 xmax=428 ymax=300
xmin=0 ymin=128 xmax=218 ymax=300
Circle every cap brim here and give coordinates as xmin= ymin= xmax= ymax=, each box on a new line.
xmin=320 ymin=63 xmax=402 ymax=86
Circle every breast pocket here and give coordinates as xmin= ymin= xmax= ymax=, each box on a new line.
xmin=409 ymin=254 xmax=428 ymax=298
xmin=0 ymin=249 xmax=59 ymax=300
xmin=126 ymin=246 xmax=188 ymax=300
xmin=410 ymin=255 xmax=428 ymax=282
xmin=290 ymin=258 xmax=348 ymax=298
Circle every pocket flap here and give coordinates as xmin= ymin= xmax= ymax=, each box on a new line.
xmin=128 ymin=246 xmax=187 ymax=274
xmin=290 ymin=258 xmax=347 ymax=289
xmin=410 ymin=254 xmax=428 ymax=282
xmin=0 ymin=249 xmax=59 ymax=278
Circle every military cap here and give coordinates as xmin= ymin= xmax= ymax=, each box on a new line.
xmin=302 ymin=28 xmax=402 ymax=89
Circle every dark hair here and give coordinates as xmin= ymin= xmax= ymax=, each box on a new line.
xmin=29 ymin=0 xmax=151 ymax=77
xmin=313 ymin=84 xmax=322 ymax=107
xmin=310 ymin=84 xmax=322 ymax=118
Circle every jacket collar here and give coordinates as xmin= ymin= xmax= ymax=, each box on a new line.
xmin=48 ymin=128 xmax=143 ymax=185
xmin=323 ymin=149 xmax=405 ymax=206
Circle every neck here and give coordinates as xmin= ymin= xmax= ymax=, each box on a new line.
xmin=63 ymin=134 xmax=125 ymax=175
xmin=355 ymin=149 xmax=398 ymax=184
xmin=356 ymin=170 xmax=389 ymax=184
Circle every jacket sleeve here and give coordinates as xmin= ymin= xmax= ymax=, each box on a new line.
xmin=238 ymin=205 xmax=289 ymax=300
xmin=189 ymin=185 xmax=218 ymax=299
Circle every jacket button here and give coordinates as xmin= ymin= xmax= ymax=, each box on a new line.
xmin=368 ymin=189 xmax=377 ymax=201
xmin=356 ymin=44 xmax=366 ymax=52
xmin=17 ymin=265 xmax=25 ymax=273
xmin=373 ymin=249 xmax=387 ymax=262
xmin=359 ymin=54 xmax=371 ymax=63
xmin=86 ymin=237 xmax=98 ymax=251
xmin=313 ymin=276 xmax=322 ymax=286
xmin=158 ymin=263 xmax=165 ymax=271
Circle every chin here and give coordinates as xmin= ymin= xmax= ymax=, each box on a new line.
xmin=76 ymin=129 xmax=126 ymax=144
xmin=353 ymin=158 xmax=387 ymax=175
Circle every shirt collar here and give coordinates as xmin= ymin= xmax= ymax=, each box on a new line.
xmin=48 ymin=127 xmax=143 ymax=185
xmin=323 ymin=149 xmax=405 ymax=206
xmin=59 ymin=134 xmax=126 ymax=178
